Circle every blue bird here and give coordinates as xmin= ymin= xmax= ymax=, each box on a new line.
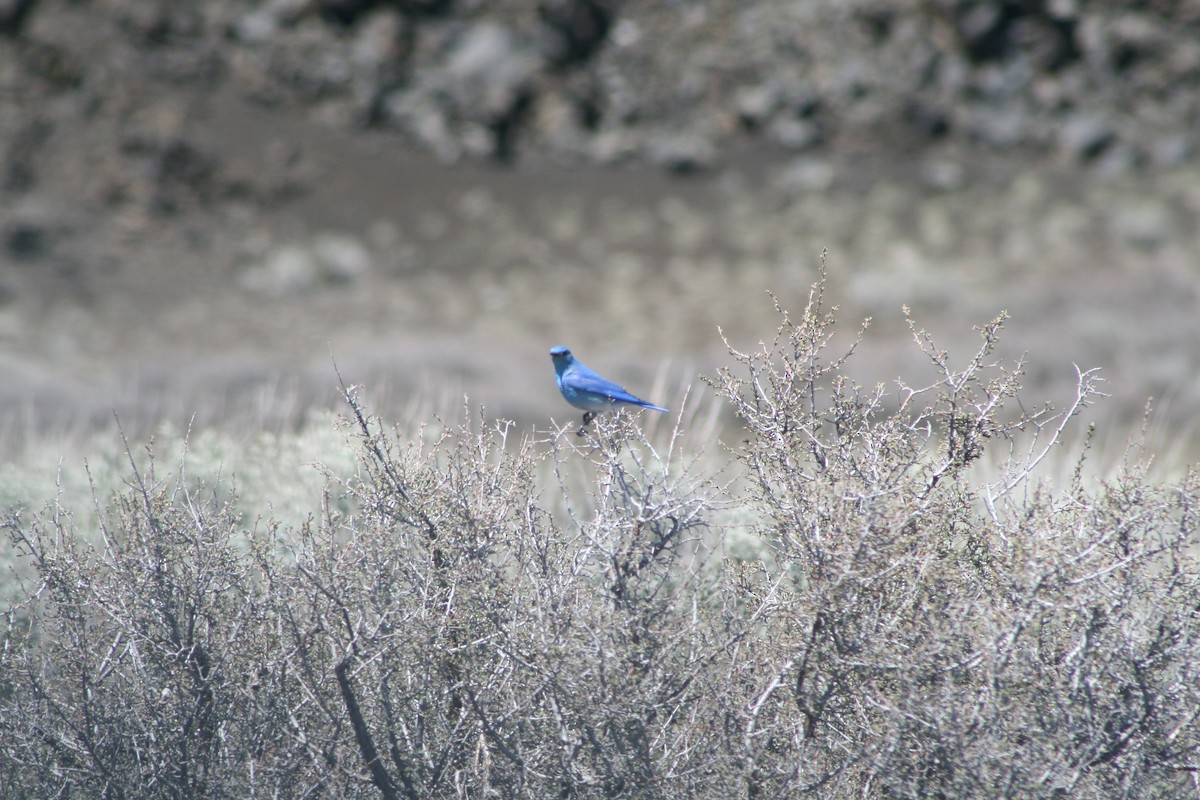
xmin=549 ymin=346 xmax=668 ymax=434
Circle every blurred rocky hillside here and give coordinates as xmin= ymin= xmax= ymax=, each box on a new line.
xmin=3 ymin=0 xmax=1197 ymax=198
xmin=2 ymin=0 xmax=1199 ymax=445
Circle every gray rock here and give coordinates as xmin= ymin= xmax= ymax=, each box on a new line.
xmin=241 ymin=244 xmax=319 ymax=296
xmin=768 ymin=118 xmax=821 ymax=151
xmin=1093 ymin=142 xmax=1142 ymax=176
xmin=313 ymin=233 xmax=373 ymax=284
xmin=1058 ymin=114 xmax=1115 ymax=160
xmin=445 ymin=22 xmax=541 ymax=119
xmin=734 ymin=85 xmax=779 ymax=127
xmin=234 ymin=0 xmax=308 ymax=44
xmin=646 ymin=133 xmax=717 ymax=173
xmin=1151 ymin=134 xmax=1192 ymax=167
xmin=963 ymin=105 xmax=1027 ymax=149
xmin=920 ymin=159 xmax=966 ymax=191
xmin=1111 ymin=199 xmax=1173 ymax=249
xmin=775 ymin=157 xmax=835 ymax=193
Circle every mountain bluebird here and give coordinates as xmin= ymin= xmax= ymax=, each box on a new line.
xmin=549 ymin=345 xmax=668 ymax=434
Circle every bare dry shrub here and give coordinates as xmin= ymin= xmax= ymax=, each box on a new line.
xmin=2 ymin=275 xmax=1199 ymax=799
xmin=705 ymin=271 xmax=1200 ymax=797
xmin=0 ymin=434 xmax=303 ymax=798
xmin=272 ymin=386 xmax=723 ymax=798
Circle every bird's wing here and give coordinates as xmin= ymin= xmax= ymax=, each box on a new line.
xmin=566 ymin=368 xmax=641 ymax=403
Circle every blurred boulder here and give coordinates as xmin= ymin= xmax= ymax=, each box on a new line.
xmin=312 ymin=232 xmax=372 ymax=284
xmin=646 ymin=132 xmax=716 ymax=173
xmin=1111 ymin=198 xmax=1173 ymax=249
xmin=444 ymin=22 xmax=539 ymax=120
xmin=1058 ymin=114 xmax=1114 ymax=161
xmin=775 ymin=157 xmax=835 ymax=193
xmin=240 ymin=243 xmax=320 ymax=297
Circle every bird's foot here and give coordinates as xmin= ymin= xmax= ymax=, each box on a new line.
xmin=576 ymin=412 xmax=595 ymax=436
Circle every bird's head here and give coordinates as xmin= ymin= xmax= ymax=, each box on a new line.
xmin=549 ymin=345 xmax=574 ymax=373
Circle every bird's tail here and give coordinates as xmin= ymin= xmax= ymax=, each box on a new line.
xmin=638 ymin=402 xmax=669 ymax=413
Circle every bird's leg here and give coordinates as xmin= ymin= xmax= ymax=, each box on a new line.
xmin=576 ymin=411 xmax=595 ymax=436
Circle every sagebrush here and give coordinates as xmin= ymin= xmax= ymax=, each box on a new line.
xmin=3 ymin=280 xmax=1198 ymax=799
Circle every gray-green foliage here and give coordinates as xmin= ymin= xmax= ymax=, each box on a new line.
xmin=2 ymin=281 xmax=1198 ymax=799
